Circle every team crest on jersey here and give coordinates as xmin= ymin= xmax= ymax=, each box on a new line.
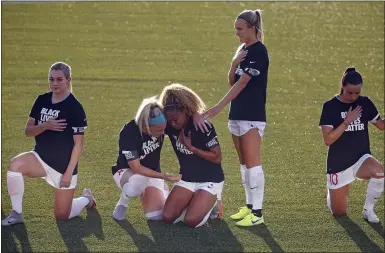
xmin=122 ymin=150 xmax=135 ymax=160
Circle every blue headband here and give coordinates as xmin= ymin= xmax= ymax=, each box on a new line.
xmin=149 ymin=113 xmax=167 ymax=126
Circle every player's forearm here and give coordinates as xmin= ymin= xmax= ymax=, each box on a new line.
xmin=65 ymin=142 xmax=83 ymax=175
xmin=218 ymin=81 xmax=246 ymax=110
xmin=189 ymin=146 xmax=221 ymax=164
xmin=131 ymin=164 xmax=166 ymax=180
xmin=228 ymin=64 xmax=237 ymax=87
xmin=25 ymin=123 xmax=47 ymax=137
xmin=324 ymin=122 xmax=349 ymax=146
xmin=376 ymin=118 xmax=384 ymax=130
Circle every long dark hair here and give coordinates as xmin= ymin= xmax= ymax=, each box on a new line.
xmin=340 ymin=67 xmax=363 ymax=95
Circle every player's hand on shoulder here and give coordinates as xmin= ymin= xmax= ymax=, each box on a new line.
xmin=192 ymin=112 xmax=212 ymax=133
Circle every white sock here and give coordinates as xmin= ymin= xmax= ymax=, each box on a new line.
xmin=247 ymin=165 xmax=265 ymax=210
xmin=69 ymin=197 xmax=90 ymax=219
xmin=364 ymin=178 xmax=384 ymax=211
xmin=327 ymin=189 xmax=332 ymax=212
xmin=145 ymin=209 xmax=163 ymax=220
xmin=7 ymin=171 xmax=24 ymax=214
xmin=117 ymin=192 xmax=131 ymax=207
xmin=241 ymin=164 xmax=252 ymax=206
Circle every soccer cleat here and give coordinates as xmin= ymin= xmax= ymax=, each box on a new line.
xmin=235 ymin=213 xmax=264 ymax=227
xmin=363 ymin=209 xmax=380 ymax=223
xmin=112 ymin=205 xmax=127 ymax=221
xmin=210 ymin=200 xmax=223 ymax=219
xmin=230 ymin=206 xmax=251 ymax=220
xmin=82 ymin=188 xmax=96 ymax=209
xmin=1 ymin=210 xmax=24 ymax=226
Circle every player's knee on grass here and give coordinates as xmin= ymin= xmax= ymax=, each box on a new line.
xmin=54 ymin=210 xmax=70 ymax=220
xmin=331 ymin=206 xmax=347 ymax=216
xmin=184 ymin=216 xmax=202 ymax=228
xmin=162 ymin=211 xmax=177 ymax=224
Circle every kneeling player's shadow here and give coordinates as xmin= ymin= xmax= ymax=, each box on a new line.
xmin=56 ymin=208 xmax=104 ymax=253
xmin=147 ymin=219 xmax=244 ymax=252
xmin=115 ymin=219 xmax=159 ymax=252
xmin=365 ymin=220 xmax=384 ymax=239
xmin=116 ymin=218 xmax=244 ymax=252
xmin=1 ymin=208 xmax=33 ymax=253
xmin=240 ymin=223 xmax=284 ymax=252
xmin=335 ymin=215 xmax=383 ymax=252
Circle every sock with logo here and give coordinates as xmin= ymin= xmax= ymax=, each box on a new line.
xmin=248 ymin=165 xmax=264 ymax=217
xmin=7 ymin=171 xmax=24 ymax=214
xmin=240 ymin=164 xmax=252 ymax=208
xmin=69 ymin=197 xmax=90 ymax=219
xmin=364 ymin=177 xmax=384 ymax=211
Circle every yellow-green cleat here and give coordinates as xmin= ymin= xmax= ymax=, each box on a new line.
xmin=230 ymin=206 xmax=251 ymax=220
xmin=235 ymin=213 xmax=264 ymax=226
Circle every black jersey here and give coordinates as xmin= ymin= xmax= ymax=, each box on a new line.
xmin=229 ymin=41 xmax=269 ymax=122
xmin=29 ymin=92 xmax=87 ymax=175
xmin=165 ymin=117 xmax=224 ymax=183
xmin=319 ymin=96 xmax=380 ymax=174
xmin=112 ymin=120 xmax=164 ymax=175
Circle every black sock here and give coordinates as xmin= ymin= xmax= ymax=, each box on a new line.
xmin=252 ymin=209 xmax=262 ymax=217
xmin=246 ymin=204 xmax=253 ymax=210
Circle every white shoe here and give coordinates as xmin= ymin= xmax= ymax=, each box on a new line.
xmin=112 ymin=205 xmax=127 ymax=221
xmin=363 ymin=209 xmax=380 ymax=223
xmin=82 ymin=188 xmax=96 ymax=209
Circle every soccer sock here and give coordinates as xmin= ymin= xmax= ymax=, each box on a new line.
xmin=145 ymin=209 xmax=163 ymax=220
xmin=69 ymin=197 xmax=90 ymax=219
xmin=364 ymin=177 xmax=384 ymax=211
xmin=247 ymin=165 xmax=265 ymax=217
xmin=240 ymin=164 xmax=252 ymax=208
xmin=117 ymin=192 xmax=131 ymax=207
xmin=7 ymin=171 xmax=24 ymax=214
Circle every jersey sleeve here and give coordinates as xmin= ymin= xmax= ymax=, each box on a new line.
xmin=71 ymin=102 xmax=87 ymax=135
xmin=119 ymin=125 xmax=140 ymax=162
xmin=319 ymin=102 xmax=334 ymax=128
xmin=365 ymin=97 xmax=380 ymax=123
xmin=197 ymin=125 xmax=220 ymax=149
xmin=242 ymin=49 xmax=268 ymax=78
xmin=29 ymin=95 xmax=41 ymax=121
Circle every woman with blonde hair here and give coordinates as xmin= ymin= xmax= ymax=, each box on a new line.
xmin=111 ymin=96 xmax=181 ymax=221
xmin=159 ymin=83 xmax=225 ymax=228
xmin=2 ymin=62 xmax=95 ymax=226
xmin=203 ymin=9 xmax=268 ymax=227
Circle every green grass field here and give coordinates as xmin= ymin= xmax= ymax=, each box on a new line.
xmin=1 ymin=2 xmax=384 ymax=252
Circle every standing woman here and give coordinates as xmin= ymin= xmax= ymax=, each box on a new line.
xmin=204 ymin=9 xmax=269 ymax=226
xmin=160 ymin=83 xmax=225 ymax=228
xmin=319 ymin=67 xmax=384 ymax=222
xmin=2 ymin=62 xmax=95 ymax=226
xmin=111 ymin=96 xmax=180 ymax=221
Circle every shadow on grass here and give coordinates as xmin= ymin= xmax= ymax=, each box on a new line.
xmin=1 ymin=209 xmax=33 ymax=253
xmin=240 ymin=223 xmax=284 ymax=252
xmin=365 ymin=220 xmax=385 ymax=239
xmin=115 ymin=218 xmax=244 ymax=252
xmin=335 ymin=215 xmax=383 ymax=252
xmin=56 ymin=208 xmax=104 ymax=253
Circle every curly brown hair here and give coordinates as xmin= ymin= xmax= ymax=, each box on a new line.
xmin=158 ymin=83 xmax=206 ymax=116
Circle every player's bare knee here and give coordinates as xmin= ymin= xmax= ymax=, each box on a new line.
xmin=162 ymin=213 xmax=175 ymax=224
xmin=331 ymin=207 xmax=347 ymax=216
xmin=54 ymin=211 xmax=70 ymax=220
xmin=8 ymin=157 xmax=23 ymax=173
xmin=373 ymin=166 xmax=384 ymax=179
xmin=184 ymin=216 xmax=200 ymax=228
